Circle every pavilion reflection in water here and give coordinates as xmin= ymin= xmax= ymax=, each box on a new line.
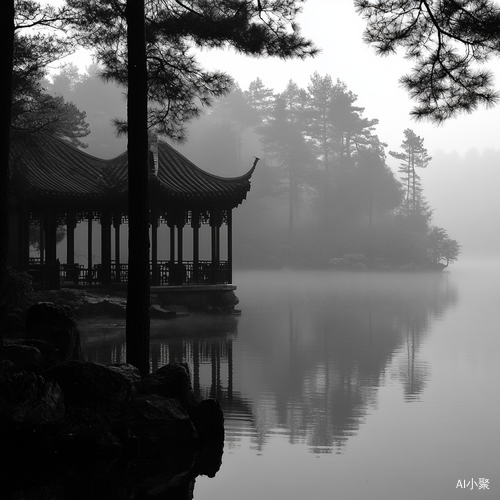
xmin=80 ymin=271 xmax=457 ymax=454
xmin=81 ymin=313 xmax=256 ymax=448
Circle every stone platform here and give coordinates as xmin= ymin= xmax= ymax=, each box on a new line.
xmin=150 ymin=284 xmax=239 ymax=313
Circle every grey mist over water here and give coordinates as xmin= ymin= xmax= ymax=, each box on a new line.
xmin=80 ymin=264 xmax=500 ymax=499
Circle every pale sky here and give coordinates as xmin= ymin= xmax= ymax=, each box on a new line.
xmin=60 ymin=0 xmax=500 ymax=157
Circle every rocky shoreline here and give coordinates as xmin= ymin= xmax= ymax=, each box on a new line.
xmin=37 ymin=288 xmax=177 ymax=319
xmin=4 ymin=288 xmax=176 ymax=335
xmin=0 ymin=301 xmax=224 ymax=499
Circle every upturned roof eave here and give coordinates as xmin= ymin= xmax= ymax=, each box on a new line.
xmin=11 ymin=135 xmax=254 ymax=209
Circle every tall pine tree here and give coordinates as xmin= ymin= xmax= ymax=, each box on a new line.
xmin=390 ymin=129 xmax=431 ymax=217
xmin=66 ymin=0 xmax=318 ymax=373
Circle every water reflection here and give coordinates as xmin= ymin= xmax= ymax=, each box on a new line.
xmin=82 ymin=315 xmax=238 ymax=398
xmin=80 ymin=271 xmax=458 ymax=455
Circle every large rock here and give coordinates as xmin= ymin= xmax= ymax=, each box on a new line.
xmin=53 ymin=406 xmax=124 ymax=458
xmin=4 ymin=310 xmax=24 ymax=334
xmin=0 ymin=355 xmax=225 ymax=499
xmin=195 ymin=398 xmax=224 ymax=440
xmin=117 ymin=394 xmax=198 ymax=457
xmin=2 ymin=341 xmax=46 ymax=372
xmin=190 ymin=398 xmax=224 ymax=478
xmin=107 ymin=363 xmax=142 ymax=392
xmin=0 ymin=360 xmax=65 ymax=429
xmin=139 ymin=362 xmax=196 ymax=410
xmin=25 ymin=302 xmax=83 ymax=362
xmin=45 ymin=360 xmax=140 ymax=411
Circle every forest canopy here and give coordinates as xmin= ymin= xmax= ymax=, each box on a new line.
xmin=48 ymin=66 xmax=461 ymax=270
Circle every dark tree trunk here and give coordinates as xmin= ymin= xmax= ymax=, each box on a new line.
xmin=0 ymin=1 xmax=15 ymax=354
xmin=126 ymin=0 xmax=150 ymax=376
xmin=288 ymin=163 xmax=294 ymax=241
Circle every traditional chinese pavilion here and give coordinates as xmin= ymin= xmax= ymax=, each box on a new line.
xmin=8 ymin=134 xmax=256 ymax=296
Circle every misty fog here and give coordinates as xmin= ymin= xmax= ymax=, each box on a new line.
xmin=78 ymin=266 xmax=500 ymax=499
xmin=44 ymin=67 xmax=500 ymax=272
xmin=419 ymin=148 xmax=500 ymax=260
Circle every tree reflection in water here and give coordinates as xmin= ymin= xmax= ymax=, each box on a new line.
xmin=80 ymin=271 xmax=458 ymax=457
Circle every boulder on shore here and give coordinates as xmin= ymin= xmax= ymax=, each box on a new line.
xmin=25 ymin=302 xmax=83 ymax=362
xmin=0 ymin=360 xmax=65 ymax=429
xmin=0 ymin=300 xmax=224 ymax=499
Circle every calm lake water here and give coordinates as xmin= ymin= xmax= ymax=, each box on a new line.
xmin=80 ymin=263 xmax=500 ymax=499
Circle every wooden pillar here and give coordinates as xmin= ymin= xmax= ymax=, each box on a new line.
xmin=151 ymin=209 xmax=159 ymax=286
xmin=100 ymin=211 xmax=112 ymax=285
xmin=18 ymin=205 xmax=30 ymax=267
xmin=113 ymin=213 xmax=121 ymax=283
xmin=227 ymin=209 xmax=233 ymax=284
xmin=167 ymin=213 xmax=176 ymax=284
xmin=177 ymin=217 xmax=184 ymax=265
xmin=168 ymin=221 xmax=175 ymax=265
xmin=191 ymin=210 xmax=200 ymax=284
xmin=39 ymin=218 xmax=45 ymax=264
xmin=12 ymin=191 xmax=30 ymax=267
xmin=44 ymin=209 xmax=57 ymax=263
xmin=176 ymin=212 xmax=185 ymax=285
xmin=44 ymin=208 xmax=59 ymax=289
xmin=210 ymin=209 xmax=221 ymax=284
xmin=87 ymin=211 xmax=93 ymax=285
xmin=66 ymin=212 xmax=76 ymax=266
xmin=65 ymin=212 xmax=77 ymax=283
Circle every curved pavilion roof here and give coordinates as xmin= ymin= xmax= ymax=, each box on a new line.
xmin=12 ymin=135 xmax=255 ymax=212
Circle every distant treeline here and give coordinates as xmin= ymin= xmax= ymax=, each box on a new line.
xmin=47 ymin=67 xmax=460 ymax=270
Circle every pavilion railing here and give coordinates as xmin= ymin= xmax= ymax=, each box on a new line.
xmin=55 ymin=260 xmax=230 ymax=286
xmin=146 ymin=260 xmax=231 ymax=285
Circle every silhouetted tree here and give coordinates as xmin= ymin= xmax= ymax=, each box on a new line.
xmin=355 ymin=147 xmax=403 ymax=227
xmin=12 ymin=93 xmax=89 ymax=147
xmin=48 ymin=64 xmax=127 ymax=157
xmin=328 ymin=89 xmax=380 ymax=169
xmin=1 ymin=1 xmax=83 ymax=347
xmin=305 ymin=73 xmax=338 ymax=221
xmin=204 ymin=86 xmax=260 ymax=169
xmin=66 ymin=0 xmax=317 ymax=374
xmin=390 ymin=129 xmax=431 ymax=217
xmin=67 ymin=0 xmax=318 ymax=140
xmin=259 ymin=92 xmax=314 ymax=240
xmin=426 ymin=226 xmax=461 ymax=268
xmin=10 ymin=2 xmax=85 ymax=145
xmin=244 ymin=77 xmax=275 ymax=122
xmin=49 ymin=62 xmax=82 ymax=94
xmin=125 ymin=0 xmax=150 ymax=376
xmin=0 ymin=0 xmax=15 ymax=349
xmin=305 ymin=75 xmax=381 ymax=222
xmin=355 ymin=0 xmax=500 ymax=121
